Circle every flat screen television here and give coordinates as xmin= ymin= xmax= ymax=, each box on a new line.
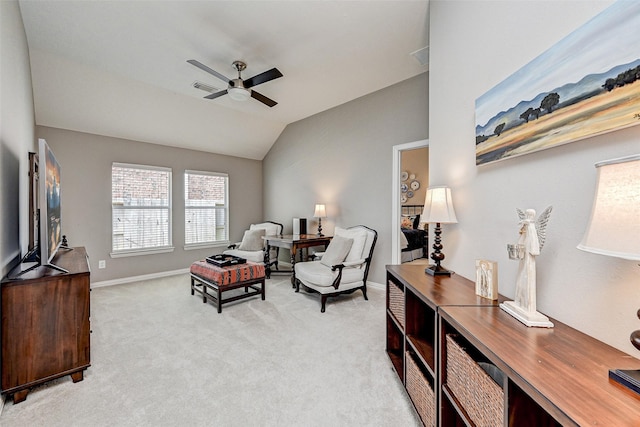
xmin=38 ymin=138 xmax=68 ymax=272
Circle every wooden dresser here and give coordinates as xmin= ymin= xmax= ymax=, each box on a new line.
xmin=1 ymin=247 xmax=91 ymax=403
xmin=386 ymin=264 xmax=640 ymax=426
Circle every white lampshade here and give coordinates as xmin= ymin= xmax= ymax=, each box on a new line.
xmin=228 ymin=86 xmax=251 ymax=101
xmin=313 ymin=204 xmax=327 ymax=218
xmin=578 ymin=154 xmax=640 ymax=260
xmin=421 ymin=186 xmax=458 ymax=224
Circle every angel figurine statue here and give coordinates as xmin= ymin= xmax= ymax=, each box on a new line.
xmin=500 ymin=206 xmax=554 ymax=328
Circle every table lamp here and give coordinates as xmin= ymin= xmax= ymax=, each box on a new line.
xmin=577 ymin=154 xmax=640 ymax=395
xmin=421 ymin=186 xmax=458 ymax=276
xmin=314 ymin=204 xmax=327 ymax=236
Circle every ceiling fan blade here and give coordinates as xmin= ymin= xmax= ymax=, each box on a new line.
xmin=204 ymin=89 xmax=228 ymax=100
xmin=250 ymin=90 xmax=277 ymax=107
xmin=243 ymin=68 xmax=283 ymax=88
xmin=187 ymin=60 xmax=230 ymax=84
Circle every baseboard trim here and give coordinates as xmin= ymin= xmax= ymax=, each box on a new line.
xmin=91 ymin=268 xmax=189 ymax=288
xmin=368 ymin=281 xmax=384 ymax=290
xmin=91 ymin=267 xmax=385 ymax=291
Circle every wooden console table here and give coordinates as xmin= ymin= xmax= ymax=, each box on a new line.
xmin=263 ymin=234 xmax=332 ymax=285
xmin=386 ymin=264 xmax=640 ymax=426
xmin=1 ymin=247 xmax=91 ymax=403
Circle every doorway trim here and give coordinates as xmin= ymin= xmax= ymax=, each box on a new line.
xmin=391 ymin=139 xmax=429 ymax=264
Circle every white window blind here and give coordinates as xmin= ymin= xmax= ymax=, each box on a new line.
xmin=112 ymin=163 xmax=172 ymax=255
xmin=184 ymin=170 xmax=228 ymax=247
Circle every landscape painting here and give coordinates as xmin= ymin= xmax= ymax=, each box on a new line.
xmin=475 ymin=0 xmax=640 ymax=166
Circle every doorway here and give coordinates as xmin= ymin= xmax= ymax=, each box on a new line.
xmin=391 ymin=139 xmax=429 ymax=264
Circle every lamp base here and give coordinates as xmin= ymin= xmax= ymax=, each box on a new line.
xmin=609 ymin=369 xmax=640 ymax=396
xmin=425 ymin=264 xmax=453 ymax=276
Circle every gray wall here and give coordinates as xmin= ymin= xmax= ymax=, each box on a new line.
xmin=430 ymin=0 xmax=640 ymax=355
xmin=36 ymin=126 xmax=263 ymax=283
xmin=263 ymin=73 xmax=429 ymax=284
xmin=1 ymin=0 xmax=36 ymax=277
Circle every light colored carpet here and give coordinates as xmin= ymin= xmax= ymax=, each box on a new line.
xmin=0 ymin=274 xmax=420 ymax=426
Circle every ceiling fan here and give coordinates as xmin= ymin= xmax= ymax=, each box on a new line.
xmin=187 ymin=59 xmax=283 ymax=107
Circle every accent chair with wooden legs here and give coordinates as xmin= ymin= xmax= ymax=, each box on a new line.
xmin=294 ymin=225 xmax=377 ymax=312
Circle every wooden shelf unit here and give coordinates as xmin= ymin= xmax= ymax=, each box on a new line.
xmin=1 ymin=247 xmax=91 ymax=403
xmin=386 ymin=265 xmax=501 ymax=426
xmin=386 ymin=272 xmax=405 ymax=382
xmin=385 ymin=264 xmax=640 ymax=426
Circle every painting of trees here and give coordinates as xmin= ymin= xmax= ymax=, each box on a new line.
xmin=474 ymin=1 xmax=640 ymax=165
xmin=540 ymin=92 xmax=560 ymax=113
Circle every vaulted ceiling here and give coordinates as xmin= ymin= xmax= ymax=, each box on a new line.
xmin=19 ymin=1 xmax=429 ymax=160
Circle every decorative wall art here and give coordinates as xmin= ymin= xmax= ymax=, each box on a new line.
xmin=400 ymin=170 xmax=421 ymax=203
xmin=475 ymin=0 xmax=640 ymax=166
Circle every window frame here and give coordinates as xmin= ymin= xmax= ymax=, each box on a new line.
xmin=183 ymin=169 xmax=230 ymax=250
xmin=110 ymin=162 xmax=174 ymax=258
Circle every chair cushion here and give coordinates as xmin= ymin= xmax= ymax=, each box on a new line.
xmin=295 ymin=261 xmax=365 ymax=288
xmin=335 ymin=226 xmax=368 ymax=262
xmin=320 ymin=235 xmax=353 ymax=267
xmin=238 ymin=228 xmax=265 ymax=251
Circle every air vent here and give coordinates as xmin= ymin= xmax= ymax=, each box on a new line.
xmin=192 ymin=81 xmax=219 ymax=93
xmin=410 ymin=46 xmax=429 ymax=67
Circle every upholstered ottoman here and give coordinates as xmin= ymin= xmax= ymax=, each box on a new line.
xmin=190 ymin=260 xmax=266 ymax=313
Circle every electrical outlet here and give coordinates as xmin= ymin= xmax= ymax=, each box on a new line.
xmin=98 ymin=260 xmax=106 ymax=269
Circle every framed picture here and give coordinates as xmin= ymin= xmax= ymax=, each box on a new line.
xmin=475 ymin=260 xmax=498 ymax=300
xmin=475 ymin=1 xmax=640 ymax=165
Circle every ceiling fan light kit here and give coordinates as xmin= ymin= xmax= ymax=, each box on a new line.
xmin=228 ymin=86 xmax=251 ymax=102
xmin=187 ymin=59 xmax=282 ymax=107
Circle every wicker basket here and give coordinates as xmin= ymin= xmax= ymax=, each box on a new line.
xmin=406 ymin=352 xmax=435 ymax=427
xmin=388 ymin=281 xmax=405 ymax=329
xmin=446 ymin=335 xmax=504 ymax=427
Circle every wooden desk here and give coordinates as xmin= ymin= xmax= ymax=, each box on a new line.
xmin=264 ymin=234 xmax=332 ymax=285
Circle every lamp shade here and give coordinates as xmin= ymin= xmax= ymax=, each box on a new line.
xmin=313 ymin=204 xmax=327 ymax=218
xmin=421 ymin=186 xmax=458 ymax=224
xmin=578 ymin=154 xmax=640 ymax=260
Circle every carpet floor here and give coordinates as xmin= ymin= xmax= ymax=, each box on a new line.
xmin=0 ymin=274 xmax=420 ymax=426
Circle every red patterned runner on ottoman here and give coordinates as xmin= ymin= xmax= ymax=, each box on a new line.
xmin=190 ymin=260 xmax=265 ymax=285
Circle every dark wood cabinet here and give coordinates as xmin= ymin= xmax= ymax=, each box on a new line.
xmin=386 ymin=265 xmax=500 ymax=426
xmin=386 ymin=264 xmax=640 ymax=426
xmin=1 ymin=247 xmax=90 ymax=403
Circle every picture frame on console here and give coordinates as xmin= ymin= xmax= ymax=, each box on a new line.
xmin=475 ymin=259 xmax=498 ymax=300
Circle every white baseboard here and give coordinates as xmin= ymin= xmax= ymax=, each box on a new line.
xmin=90 ymin=266 xmax=385 ymax=291
xmin=91 ymin=268 xmax=189 ymax=288
xmin=368 ymin=281 xmax=384 ymax=290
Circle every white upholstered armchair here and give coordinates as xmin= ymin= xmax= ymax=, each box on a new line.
xmin=294 ymin=225 xmax=377 ymax=312
xmin=223 ymin=221 xmax=283 ymax=278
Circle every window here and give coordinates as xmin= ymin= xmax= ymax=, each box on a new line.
xmin=184 ymin=170 xmax=228 ymax=248
xmin=111 ymin=163 xmax=172 ymax=256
